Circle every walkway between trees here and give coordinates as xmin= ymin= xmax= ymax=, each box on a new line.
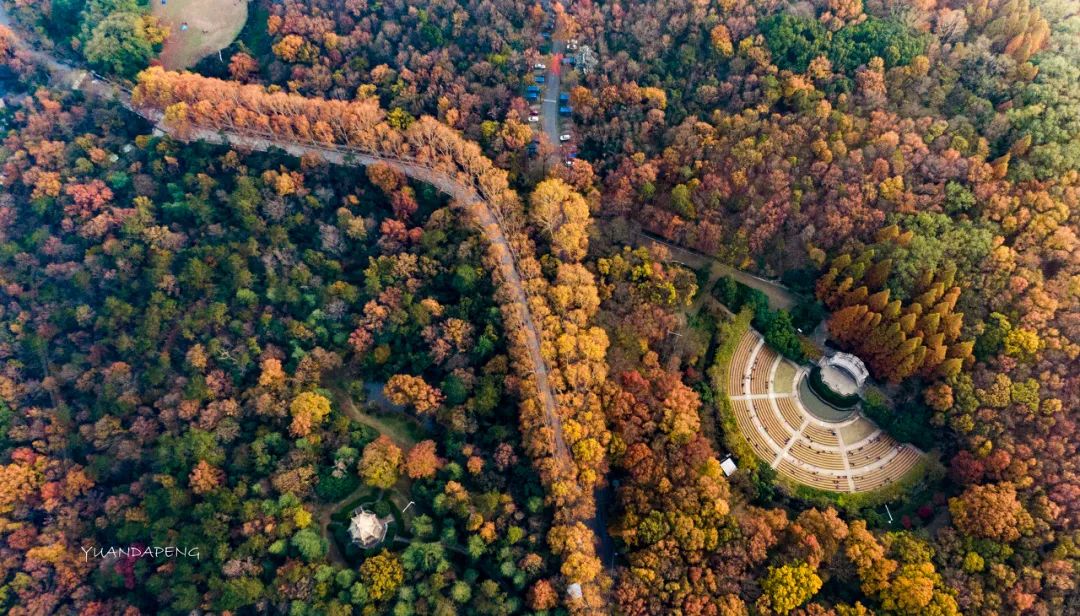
xmin=155 ymin=123 xmax=572 ymax=473
xmin=1 ymin=0 xmax=586 ymax=560
xmin=628 ymin=228 xmax=799 ymax=311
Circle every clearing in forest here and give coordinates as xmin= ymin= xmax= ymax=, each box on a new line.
xmin=153 ymin=0 xmax=247 ymax=69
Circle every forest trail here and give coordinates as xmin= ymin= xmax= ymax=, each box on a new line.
xmin=331 ymin=382 xmax=421 ymax=450
xmin=2 ymin=0 xmax=577 ymax=544
xmin=628 ymin=227 xmax=799 ymax=311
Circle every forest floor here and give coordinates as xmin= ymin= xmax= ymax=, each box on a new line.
xmin=153 ymin=0 xmax=247 ymax=69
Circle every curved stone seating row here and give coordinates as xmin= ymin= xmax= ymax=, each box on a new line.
xmin=802 ymin=423 xmax=840 ymax=448
xmin=789 ymin=440 xmax=846 ymax=471
xmin=733 ymin=400 xmax=778 ymax=462
xmin=777 ymin=460 xmax=849 ymax=491
xmin=776 ymin=397 xmax=805 ymax=432
xmin=754 ymin=400 xmax=793 ymax=448
xmin=750 ymin=347 xmax=779 ymax=394
xmin=729 ymin=334 xmax=758 ymax=393
xmin=847 ymin=436 xmax=897 ymax=469
xmin=852 ymin=447 xmax=921 ymax=491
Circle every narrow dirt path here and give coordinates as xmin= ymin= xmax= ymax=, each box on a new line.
xmin=315 ymin=483 xmax=369 ymax=567
xmin=330 ymin=382 xmax=421 ymax=449
xmin=627 ymin=227 xmax=799 ymax=311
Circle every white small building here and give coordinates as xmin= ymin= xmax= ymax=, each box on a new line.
xmin=720 ymin=456 xmax=738 ymax=477
xmin=818 ymin=352 xmax=869 ymax=396
xmin=348 ymin=508 xmax=390 ymax=548
xmin=830 ymin=353 xmax=869 ymax=386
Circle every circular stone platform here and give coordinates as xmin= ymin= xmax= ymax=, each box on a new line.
xmin=819 ymin=364 xmax=860 ymax=397
xmin=798 ymin=373 xmax=856 ymax=422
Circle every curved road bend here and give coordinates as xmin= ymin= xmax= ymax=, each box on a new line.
xmin=4 ymin=4 xmax=621 ymax=589
xmin=162 ymin=125 xmax=574 ymax=474
xmin=0 ymin=2 xmax=573 ymax=505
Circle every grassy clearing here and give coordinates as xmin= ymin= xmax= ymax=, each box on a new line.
xmin=153 ymin=0 xmax=247 ymax=69
xmin=773 ymin=360 xmax=797 ymax=394
xmin=330 ymin=382 xmax=426 ymax=449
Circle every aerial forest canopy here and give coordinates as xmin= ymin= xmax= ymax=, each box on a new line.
xmin=0 ymin=0 xmax=1077 ymax=615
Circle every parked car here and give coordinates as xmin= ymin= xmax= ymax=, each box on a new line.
xmin=559 ymin=133 xmax=572 ymax=142
xmin=528 ymin=115 xmax=540 ymax=123
xmin=534 ymin=63 xmax=546 ymax=70
xmin=559 ymin=92 xmax=569 ymax=102
xmin=536 ymin=75 xmax=546 ymax=84
xmin=559 ymin=106 xmax=572 ymax=116
xmin=530 ymin=105 xmax=540 ymax=114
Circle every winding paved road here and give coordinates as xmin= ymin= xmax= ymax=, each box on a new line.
xmin=0 ymin=0 xmax=574 ymax=516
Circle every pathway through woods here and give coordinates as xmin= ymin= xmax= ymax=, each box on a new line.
xmin=0 ymin=0 xmax=604 ymax=568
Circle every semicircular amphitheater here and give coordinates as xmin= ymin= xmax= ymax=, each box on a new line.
xmin=727 ymin=330 xmax=924 ymax=493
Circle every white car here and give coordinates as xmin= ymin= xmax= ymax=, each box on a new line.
xmin=534 ymin=63 xmax=547 ymax=70
xmin=528 ymin=115 xmax=540 ymax=123
xmin=559 ymin=133 xmax=572 ymax=142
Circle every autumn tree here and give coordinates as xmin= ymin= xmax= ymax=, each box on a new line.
xmin=289 ymin=391 xmax=332 ymax=437
xmin=529 ymin=178 xmax=590 ymax=262
xmin=359 ymin=436 xmax=403 ymax=489
xmin=759 ymin=563 xmax=823 ymax=615
xmin=383 ymin=374 xmax=444 ymax=415
xmin=948 ymin=482 xmax=1032 ymax=542
xmin=189 ymin=460 xmax=225 ymax=495
xmin=527 ymin=579 xmax=558 ymax=610
xmin=359 ymin=550 xmax=404 ymax=602
xmin=84 ymin=12 xmax=165 ymax=77
xmin=403 ymin=440 xmax=442 ymax=479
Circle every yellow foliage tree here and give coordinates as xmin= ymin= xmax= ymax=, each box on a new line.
xmin=529 ymin=179 xmax=590 ymax=262
xmin=289 ymin=391 xmax=332 ymax=437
